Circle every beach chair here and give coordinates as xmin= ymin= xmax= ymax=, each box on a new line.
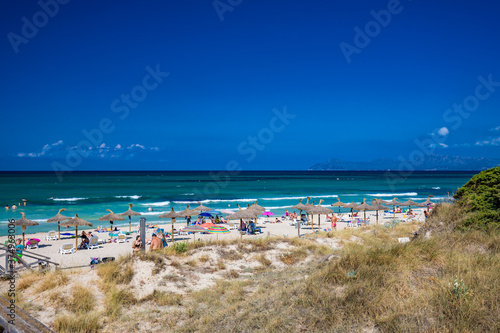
xmin=45 ymin=231 xmax=57 ymax=241
xmin=117 ymin=234 xmax=127 ymax=243
xmin=88 ymin=236 xmax=100 ymax=249
xmin=26 ymin=239 xmax=39 ymax=250
xmin=59 ymin=243 xmax=75 ymax=254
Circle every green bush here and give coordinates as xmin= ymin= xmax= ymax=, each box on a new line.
xmin=454 ymin=166 xmax=500 ymax=229
xmin=173 ymin=242 xmax=188 ymax=254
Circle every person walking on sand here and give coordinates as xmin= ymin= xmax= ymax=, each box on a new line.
xmin=331 ymin=214 xmax=338 ymax=231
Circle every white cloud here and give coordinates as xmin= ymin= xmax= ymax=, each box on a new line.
xmin=438 ymin=127 xmax=449 ymax=136
xmin=490 ymin=125 xmax=500 ymax=131
xmin=475 ymin=136 xmax=500 ymax=146
xmin=17 ymin=140 xmax=161 ymax=160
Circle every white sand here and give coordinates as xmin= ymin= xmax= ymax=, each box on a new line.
xmin=0 ymin=209 xmax=425 ymax=268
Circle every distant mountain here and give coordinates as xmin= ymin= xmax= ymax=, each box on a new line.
xmin=309 ymin=155 xmax=500 ymax=171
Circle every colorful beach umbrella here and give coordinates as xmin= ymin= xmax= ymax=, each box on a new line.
xmin=206 ymin=225 xmax=230 ymax=234
xmin=201 ymin=222 xmax=216 ymax=229
xmin=47 ymin=208 xmax=71 ymax=240
xmin=159 ymin=208 xmax=184 ymax=243
xmin=181 ymin=225 xmax=207 ymax=242
xmin=61 ymin=214 xmax=92 ymax=249
xmin=15 ymin=212 xmax=39 ymax=247
xmin=119 ymin=203 xmax=141 ymax=232
xmin=98 ymin=209 xmax=124 ymax=242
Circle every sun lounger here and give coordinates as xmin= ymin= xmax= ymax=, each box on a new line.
xmin=59 ymin=243 xmax=75 ymax=254
xmin=88 ymin=236 xmax=100 ymax=249
xmin=398 ymin=237 xmax=410 ymax=243
xmin=26 ymin=239 xmax=39 ymax=250
xmin=45 ymin=231 xmax=57 ymax=241
xmin=117 ymin=234 xmax=127 ymax=243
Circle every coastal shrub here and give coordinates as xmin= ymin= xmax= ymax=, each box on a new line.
xmin=53 ymin=312 xmax=100 ymax=333
xmin=166 ymin=241 xmax=188 ymax=254
xmin=67 ymin=284 xmax=94 ymax=313
xmin=105 ymin=287 xmax=136 ymax=318
xmin=97 ymin=261 xmax=134 ymax=285
xmin=141 ymin=290 xmax=183 ymax=306
xmin=454 ymin=166 xmax=500 ymax=229
xmin=16 ymin=271 xmax=40 ymax=291
xmin=35 ymin=271 xmax=69 ymax=293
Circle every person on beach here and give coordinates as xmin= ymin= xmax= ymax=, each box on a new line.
xmin=215 ymin=215 xmax=220 ymax=224
xmin=424 ymin=210 xmax=430 ymax=219
xmin=186 ymin=216 xmax=191 ymax=225
xmin=149 ymin=234 xmax=163 ymax=251
xmin=331 ymin=214 xmax=338 ymax=231
xmin=11 ymin=204 xmax=17 ymax=210
xmin=132 ymin=235 xmax=142 ymax=253
xmin=79 ymin=231 xmax=89 ymax=249
xmin=15 ymin=239 xmax=24 ymax=267
xmin=285 ymin=209 xmax=289 ymax=217
xmin=159 ymin=231 xmax=168 ymax=247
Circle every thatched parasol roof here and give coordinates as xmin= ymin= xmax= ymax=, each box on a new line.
xmin=399 ymin=199 xmax=423 ymax=207
xmin=15 ymin=212 xmax=39 ymax=226
xmin=422 ymin=195 xmax=435 ymax=206
xmin=343 ymin=201 xmax=358 ymax=209
xmin=61 ymin=214 xmax=92 ymax=227
xmin=356 ymin=199 xmax=372 ymax=211
xmin=178 ymin=205 xmax=199 ymax=217
xmin=291 ymin=198 xmax=308 ymax=211
xmin=250 ymin=201 xmax=266 ymax=212
xmin=331 ymin=198 xmax=345 ymax=207
xmin=47 ymin=208 xmax=71 ymax=223
xmin=310 ymin=199 xmax=333 ymax=214
xmin=370 ymin=199 xmax=389 ymax=211
xmin=376 ymin=197 xmax=391 ymax=205
xmin=159 ymin=207 xmax=184 ymax=219
xmin=193 ymin=202 xmax=211 ymax=212
xmin=385 ymin=198 xmax=401 ymax=206
xmin=119 ymin=203 xmax=141 ymax=217
xmin=98 ymin=209 xmax=125 ymax=222
xmin=227 ymin=206 xmax=257 ymax=220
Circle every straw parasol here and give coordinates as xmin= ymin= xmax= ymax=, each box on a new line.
xmin=250 ymin=201 xmax=266 ymax=212
xmin=159 ymin=208 xmax=184 ymax=242
xmin=399 ymin=199 xmax=423 ymax=209
xmin=15 ymin=212 xmax=39 ymax=247
xmin=61 ymin=214 xmax=92 ymax=249
xmin=343 ymin=202 xmax=359 ymax=223
xmin=178 ymin=205 xmax=200 ymax=226
xmin=311 ymin=199 xmax=333 ymax=231
xmin=193 ymin=202 xmax=211 ymax=213
xmin=98 ymin=209 xmax=125 ymax=242
xmin=422 ymin=195 xmax=435 ymax=211
xmin=385 ymin=198 xmax=401 ymax=219
xmin=228 ymin=205 xmax=257 ymax=240
xmin=119 ymin=203 xmax=141 ymax=232
xmin=356 ymin=199 xmax=372 ymax=225
xmin=292 ymin=198 xmax=308 ymax=237
xmin=47 ymin=208 xmax=71 ymax=240
xmin=304 ymin=198 xmax=317 ymax=232
xmin=331 ymin=198 xmax=345 ymax=215
xmin=376 ymin=197 xmax=391 ymax=205
xmin=371 ymin=199 xmax=389 ymax=226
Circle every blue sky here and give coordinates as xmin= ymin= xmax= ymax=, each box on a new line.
xmin=1 ymin=0 xmax=499 ymax=171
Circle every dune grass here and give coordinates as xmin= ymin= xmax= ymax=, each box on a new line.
xmin=53 ymin=312 xmax=101 ymax=333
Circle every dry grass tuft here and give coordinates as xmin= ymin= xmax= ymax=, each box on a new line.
xmin=104 ymin=287 xmax=137 ymax=318
xmin=97 ymin=261 xmax=134 ymax=285
xmin=66 ymin=284 xmax=94 ymax=313
xmin=141 ymin=289 xmax=183 ymax=306
xmin=35 ymin=271 xmax=69 ymax=293
xmin=53 ymin=312 xmax=100 ymax=333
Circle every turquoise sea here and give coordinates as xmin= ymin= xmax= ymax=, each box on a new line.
xmin=0 ymin=171 xmax=476 ymax=236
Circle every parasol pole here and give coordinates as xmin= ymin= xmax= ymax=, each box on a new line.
xmin=171 ymin=217 xmax=175 ymax=243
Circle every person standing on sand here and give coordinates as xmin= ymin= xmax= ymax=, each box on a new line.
xmin=132 ymin=235 xmax=142 ymax=253
xmin=149 ymin=234 xmax=163 ymax=251
xmin=331 ymin=214 xmax=338 ymax=231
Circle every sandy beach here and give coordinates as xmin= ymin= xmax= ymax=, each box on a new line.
xmin=1 ymin=209 xmax=425 ymax=269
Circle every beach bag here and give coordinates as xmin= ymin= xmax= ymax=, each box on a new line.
xmin=102 ymin=257 xmax=115 ymax=263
